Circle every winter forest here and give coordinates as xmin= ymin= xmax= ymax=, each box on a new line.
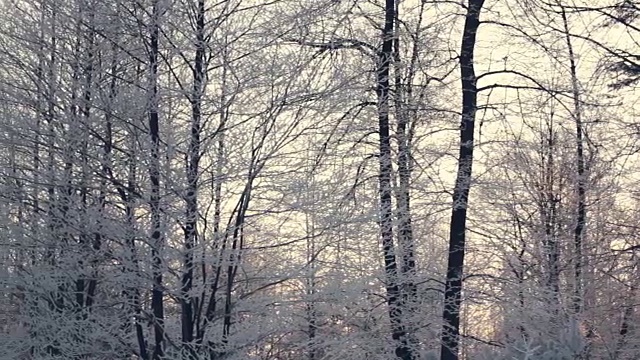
xmin=2 ymin=0 xmax=640 ymax=358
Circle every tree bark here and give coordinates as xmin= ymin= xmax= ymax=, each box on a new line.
xmin=182 ymin=1 xmax=206 ymax=356
xmin=148 ymin=1 xmax=165 ymax=358
xmin=559 ymin=5 xmax=586 ymax=315
xmin=539 ymin=117 xmax=561 ymax=313
xmin=376 ymin=0 xmax=413 ymax=358
xmin=440 ymin=1 xmax=484 ymax=360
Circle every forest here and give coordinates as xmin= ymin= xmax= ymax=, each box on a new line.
xmin=0 ymin=0 xmax=639 ymax=359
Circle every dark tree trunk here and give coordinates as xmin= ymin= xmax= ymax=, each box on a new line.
xmin=220 ymin=182 xmax=252 ymax=359
xmin=41 ymin=4 xmax=61 ymax=356
xmin=182 ymin=1 xmax=206 ymax=356
xmin=148 ymin=1 xmax=165 ymax=359
xmin=440 ymin=1 xmax=484 ymax=360
xmin=541 ymin=122 xmax=561 ymax=309
xmin=560 ymin=6 xmax=586 ymax=315
xmin=126 ymin=146 xmax=149 ymax=360
xmin=76 ymin=2 xmax=98 ymax=317
xmin=306 ymin=208 xmax=317 ymax=360
xmin=125 ymin=189 xmax=149 ymax=360
xmin=82 ymin=4 xmax=99 ymax=312
xmin=376 ymin=0 xmax=413 ymax=359
xmin=195 ymin=49 xmax=229 ymax=353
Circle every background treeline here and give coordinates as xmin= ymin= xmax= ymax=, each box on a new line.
xmin=1 ymin=0 xmax=640 ymax=359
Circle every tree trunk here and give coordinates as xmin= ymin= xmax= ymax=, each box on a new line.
xmin=540 ymin=119 xmax=561 ymax=312
xmin=196 ymin=47 xmax=229 ymax=354
xmin=182 ymin=1 xmax=206 ymax=356
xmin=305 ymin=169 xmax=318 ymax=360
xmin=559 ymin=5 xmax=586 ymax=316
xmin=393 ymin=19 xmax=418 ymax=344
xmin=376 ymin=0 xmax=412 ymax=359
xmin=440 ymin=1 xmax=484 ymax=360
xmin=148 ymin=1 xmax=165 ymax=358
